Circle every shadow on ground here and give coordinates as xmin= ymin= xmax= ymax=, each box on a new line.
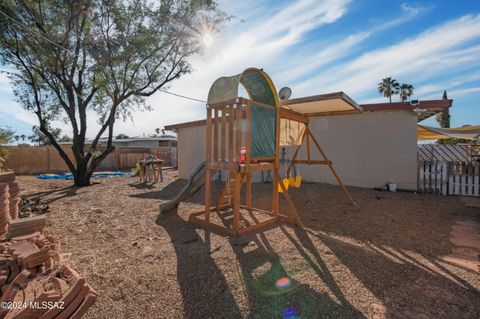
xmin=22 ymin=185 xmax=79 ymax=204
xmin=155 ymin=213 xmax=242 ymax=318
xmin=154 ymin=180 xmax=480 ymax=318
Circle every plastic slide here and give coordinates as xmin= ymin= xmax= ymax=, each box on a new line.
xmin=159 ymin=161 xmax=206 ymax=214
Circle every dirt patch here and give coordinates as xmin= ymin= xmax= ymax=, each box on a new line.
xmin=443 ymin=219 xmax=480 ymax=272
xmin=15 ymin=173 xmax=480 ymax=318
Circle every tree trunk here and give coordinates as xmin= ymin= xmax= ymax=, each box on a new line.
xmin=73 ymin=160 xmax=91 ymax=186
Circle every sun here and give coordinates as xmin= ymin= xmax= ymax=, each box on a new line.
xmin=202 ymin=33 xmax=214 ymax=47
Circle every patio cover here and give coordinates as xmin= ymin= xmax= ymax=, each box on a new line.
xmin=279 ymin=92 xmax=362 ymax=146
xmin=417 ymin=124 xmax=480 ymax=140
xmin=281 ymin=92 xmax=362 ymax=116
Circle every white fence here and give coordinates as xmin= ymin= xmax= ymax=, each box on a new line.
xmin=418 ymin=161 xmax=480 ymax=197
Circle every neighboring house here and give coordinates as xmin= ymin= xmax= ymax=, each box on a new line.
xmin=166 ymin=93 xmax=452 ymax=190
xmin=59 ymin=136 xmax=178 ymax=148
xmin=98 ymin=136 xmax=177 ymax=148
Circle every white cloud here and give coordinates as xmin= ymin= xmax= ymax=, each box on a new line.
xmin=436 ymin=87 xmax=480 ymax=99
xmin=374 ymin=2 xmax=434 ymax=32
xmin=293 ymin=14 xmax=480 ymax=101
xmin=103 ymin=0 xmax=352 ymax=137
xmin=2 ymin=1 xmax=480 ymax=138
xmin=0 ymin=98 xmax=38 ymax=126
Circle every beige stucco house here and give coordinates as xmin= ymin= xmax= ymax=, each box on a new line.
xmin=166 ymin=94 xmax=452 ymax=191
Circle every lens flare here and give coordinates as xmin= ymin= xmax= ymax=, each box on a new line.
xmin=282 ymin=307 xmax=300 ymax=318
xmin=275 ymin=277 xmax=291 ymax=290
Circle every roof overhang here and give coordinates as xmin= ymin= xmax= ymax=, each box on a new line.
xmin=418 ymin=124 xmax=480 ymax=140
xmin=361 ymin=99 xmax=453 ymax=122
xmin=165 ymin=98 xmax=453 ymax=131
xmin=282 ymin=92 xmax=362 ymax=116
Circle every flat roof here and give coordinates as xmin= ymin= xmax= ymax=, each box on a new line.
xmin=165 ymin=98 xmax=453 ymax=130
xmin=98 ymin=136 xmax=177 ymax=142
xmin=282 ymin=92 xmax=362 ymax=116
xmin=362 ymin=99 xmax=453 ymax=121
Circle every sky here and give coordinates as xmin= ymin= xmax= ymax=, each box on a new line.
xmin=0 ymin=0 xmax=479 ymax=140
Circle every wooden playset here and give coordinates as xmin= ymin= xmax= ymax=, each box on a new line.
xmin=188 ymin=68 xmax=357 ymax=236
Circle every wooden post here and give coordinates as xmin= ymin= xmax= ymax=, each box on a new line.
xmin=213 ymin=108 xmax=219 ymax=161
xmin=233 ymin=172 xmax=241 ymax=234
xmin=272 ymin=106 xmax=280 ymax=216
xmin=235 ymin=101 xmax=242 ymax=162
xmin=246 ymin=102 xmax=252 ymax=211
xmin=221 ymin=108 xmax=227 ymax=161
xmin=308 ymin=127 xmax=357 ymax=207
xmin=205 ymin=106 xmax=212 ymax=221
xmin=228 ymin=105 xmax=234 ymax=161
xmin=306 ymin=129 xmax=311 ymax=163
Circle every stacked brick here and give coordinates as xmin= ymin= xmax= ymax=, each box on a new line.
xmin=0 ymin=172 xmax=97 ymax=318
xmin=0 ymin=232 xmax=97 ymax=318
xmin=0 ymin=182 xmax=11 ymax=236
xmin=0 ymin=173 xmax=20 ymax=219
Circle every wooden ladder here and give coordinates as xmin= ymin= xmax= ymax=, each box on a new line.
xmin=216 ymin=172 xmax=245 ymax=210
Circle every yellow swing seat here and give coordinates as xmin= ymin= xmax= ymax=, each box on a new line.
xmin=294 ymin=175 xmax=302 ymax=188
xmin=288 ymin=176 xmax=295 ymax=187
xmin=278 ymin=178 xmax=290 ymax=193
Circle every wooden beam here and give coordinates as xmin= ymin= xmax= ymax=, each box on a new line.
xmin=276 ymin=171 xmax=304 ymax=228
xmin=189 ymin=215 xmax=235 ymax=236
xmin=213 ymin=109 xmax=218 ymax=161
xmin=249 ymin=156 xmax=275 ymax=161
xmin=307 ymin=127 xmax=358 ymax=207
xmin=306 ymin=129 xmax=311 ymax=163
xmin=292 ymin=160 xmax=331 ymax=165
xmin=305 ymin=109 xmax=360 ymax=117
xmin=221 ymin=109 xmax=226 ymax=160
xmin=228 ymin=105 xmax=234 ymax=161
xmin=208 ymin=161 xmax=240 ymax=172
xmin=233 ymin=172 xmax=241 ymax=235
xmin=273 ymin=107 xmax=280 ymax=216
xmin=246 ymin=103 xmax=252 ymax=211
xmin=205 ymin=107 xmax=212 ymax=221
xmin=237 ymin=217 xmax=277 ymax=235
xmin=235 ymin=102 xmax=242 ymax=162
xmin=279 ymin=108 xmax=309 ymax=123
xmin=249 ymin=99 xmax=276 ymax=109
xmin=208 ymin=97 xmax=250 ymax=109
xmin=240 ymin=162 xmax=275 ymax=173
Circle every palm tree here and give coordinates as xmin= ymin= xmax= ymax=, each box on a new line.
xmin=399 ymin=83 xmax=414 ymax=102
xmin=20 ymin=134 xmax=26 ymax=143
xmin=14 ymin=135 xmax=20 ymax=144
xmin=378 ymin=77 xmax=399 ymax=103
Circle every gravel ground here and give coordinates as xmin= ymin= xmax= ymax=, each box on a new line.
xmin=15 ymin=172 xmax=480 ymax=319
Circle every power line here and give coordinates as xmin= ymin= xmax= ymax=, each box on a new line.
xmin=159 ymin=89 xmax=206 ymax=103
xmin=0 ymin=9 xmax=206 ymax=104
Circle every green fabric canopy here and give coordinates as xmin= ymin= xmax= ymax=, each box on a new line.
xmin=207 ymin=67 xmax=280 ymax=107
xmin=207 ymin=68 xmax=280 ymax=158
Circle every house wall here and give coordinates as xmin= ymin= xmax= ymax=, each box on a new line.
xmin=298 ymin=110 xmax=418 ymax=190
xmin=177 ymin=110 xmax=418 ymax=190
